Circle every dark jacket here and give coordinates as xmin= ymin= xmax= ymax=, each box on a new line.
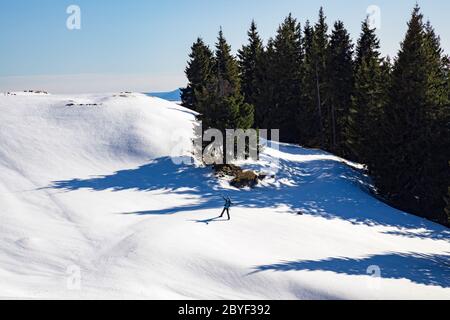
xmin=224 ymin=197 xmax=232 ymax=209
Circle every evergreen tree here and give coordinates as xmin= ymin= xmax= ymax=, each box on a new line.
xmin=446 ymin=186 xmax=450 ymax=225
xmin=238 ymin=20 xmax=264 ymax=106
xmin=301 ymin=8 xmax=329 ymax=148
xmin=302 ymin=21 xmax=314 ymax=57
xmin=253 ymin=38 xmax=277 ymax=129
xmin=200 ymin=29 xmax=254 ymax=130
xmin=313 ymin=7 xmax=329 ymax=148
xmin=215 ymin=28 xmax=241 ymax=97
xmin=181 ymin=38 xmax=214 ymax=112
xmin=326 ymin=20 xmax=354 ymax=154
xmin=182 ymin=6 xmax=450 ymax=226
xmin=372 ymin=6 xmax=449 ymax=224
xmin=197 ymin=29 xmax=254 ymax=163
xmin=299 ymin=20 xmax=320 ymax=146
xmin=345 ymin=18 xmax=386 ymax=164
xmin=355 ymin=18 xmax=381 ymax=69
xmin=423 ymin=22 xmax=450 ymax=224
xmin=269 ymin=14 xmax=303 ymax=143
xmin=447 ymin=58 xmax=450 ymax=225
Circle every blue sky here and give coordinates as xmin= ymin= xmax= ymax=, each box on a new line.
xmin=1 ymin=0 xmax=449 ymax=93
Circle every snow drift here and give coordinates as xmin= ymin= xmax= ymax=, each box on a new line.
xmin=0 ymin=91 xmax=449 ymax=299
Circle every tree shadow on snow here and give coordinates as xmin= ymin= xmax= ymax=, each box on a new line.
xmin=251 ymin=252 xmax=450 ymax=288
xmin=48 ymin=146 xmax=450 ymax=289
xmin=50 ymin=157 xmax=213 ymax=195
xmin=49 ymin=144 xmax=450 ymax=240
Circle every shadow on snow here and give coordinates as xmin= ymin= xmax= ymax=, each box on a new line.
xmin=49 ymin=148 xmax=450 ymax=241
xmin=48 ymin=144 xmax=450 ymax=289
xmin=251 ymin=252 xmax=450 ymax=288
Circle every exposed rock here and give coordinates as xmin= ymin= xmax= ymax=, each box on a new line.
xmin=213 ymin=164 xmax=242 ymax=178
xmin=213 ymin=164 xmax=265 ymax=189
xmin=230 ymin=170 xmax=259 ymax=188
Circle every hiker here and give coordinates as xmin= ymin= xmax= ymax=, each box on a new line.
xmin=220 ymin=196 xmax=232 ymax=220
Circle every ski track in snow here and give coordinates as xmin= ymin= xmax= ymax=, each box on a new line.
xmin=0 ymin=91 xmax=449 ymax=299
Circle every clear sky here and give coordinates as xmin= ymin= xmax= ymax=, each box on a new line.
xmin=1 ymin=0 xmax=449 ymax=93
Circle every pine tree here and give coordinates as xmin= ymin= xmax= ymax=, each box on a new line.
xmin=215 ymin=28 xmax=241 ymax=98
xmin=374 ymin=5 xmax=428 ymax=217
xmin=302 ymin=8 xmax=329 ymax=148
xmin=314 ymin=8 xmax=329 ymax=148
xmin=446 ymin=186 xmax=450 ymax=225
xmin=447 ymin=57 xmax=450 ymax=226
xmin=269 ymin=14 xmax=303 ymax=143
xmin=345 ymin=18 xmax=386 ymax=164
xmin=253 ymin=38 xmax=277 ymax=129
xmin=355 ymin=18 xmax=380 ymax=69
xmin=299 ymin=20 xmax=320 ymax=147
xmin=326 ymin=20 xmax=354 ymax=154
xmin=197 ymin=29 xmax=254 ymax=163
xmin=447 ymin=58 xmax=450 ymax=226
xmin=372 ymin=5 xmax=449 ymax=224
xmin=422 ymin=22 xmax=450 ymax=225
xmin=302 ymin=21 xmax=314 ymax=58
xmin=238 ymin=20 xmax=264 ymax=106
xmin=181 ymin=38 xmax=214 ymax=112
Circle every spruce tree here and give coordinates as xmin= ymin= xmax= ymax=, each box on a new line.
xmin=326 ymin=20 xmax=354 ymax=154
xmin=269 ymin=14 xmax=303 ymax=143
xmin=447 ymin=58 xmax=450 ymax=225
xmin=373 ymin=5 xmax=449 ymax=224
xmin=181 ymin=38 xmax=214 ymax=112
xmin=314 ymin=8 xmax=329 ymax=147
xmin=238 ymin=20 xmax=264 ymax=106
xmin=302 ymin=21 xmax=314 ymax=60
xmin=299 ymin=20 xmax=320 ymax=147
xmin=345 ymin=18 xmax=386 ymax=164
xmin=374 ymin=5 xmax=428 ymax=217
xmin=446 ymin=188 xmax=450 ymax=225
xmin=197 ymin=29 xmax=254 ymax=163
xmin=422 ymin=21 xmax=450 ymax=224
xmin=253 ymin=38 xmax=277 ymax=129
xmin=305 ymin=7 xmax=329 ymax=148
xmin=355 ymin=18 xmax=380 ymax=69
xmin=215 ymin=28 xmax=241 ymax=98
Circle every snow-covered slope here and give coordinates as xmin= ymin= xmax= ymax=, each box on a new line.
xmin=0 ymin=92 xmax=449 ymax=299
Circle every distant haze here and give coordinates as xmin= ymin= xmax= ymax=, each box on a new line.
xmin=0 ymin=74 xmax=186 ymax=94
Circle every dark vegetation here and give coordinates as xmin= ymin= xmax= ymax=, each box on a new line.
xmin=181 ymin=5 xmax=450 ymax=226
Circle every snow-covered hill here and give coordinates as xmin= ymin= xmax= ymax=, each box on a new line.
xmin=0 ymin=92 xmax=449 ymax=299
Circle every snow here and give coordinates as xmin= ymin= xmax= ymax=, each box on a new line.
xmin=0 ymin=92 xmax=449 ymax=299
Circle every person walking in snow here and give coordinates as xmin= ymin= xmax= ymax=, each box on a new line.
xmin=220 ymin=196 xmax=232 ymax=220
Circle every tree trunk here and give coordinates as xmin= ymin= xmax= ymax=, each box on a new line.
xmin=315 ymin=62 xmax=324 ymax=147
xmin=331 ymin=102 xmax=337 ymax=151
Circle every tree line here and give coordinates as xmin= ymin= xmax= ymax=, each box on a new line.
xmin=181 ymin=5 xmax=450 ymax=226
